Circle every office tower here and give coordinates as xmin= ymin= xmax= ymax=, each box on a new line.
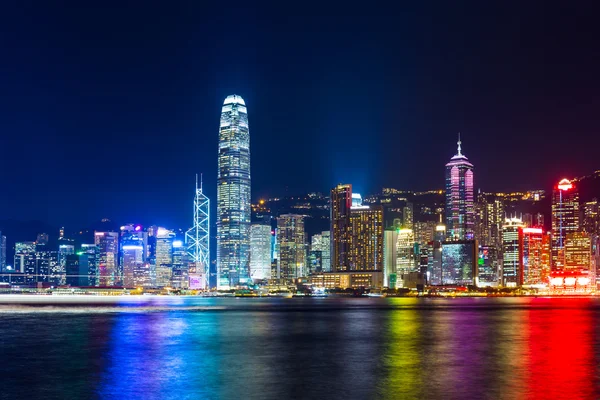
xmin=155 ymin=228 xmax=175 ymax=288
xmin=441 ymin=240 xmax=478 ymax=285
xmin=36 ymin=233 xmax=49 ymax=245
xmin=582 ymin=199 xmax=599 ymax=236
xmin=521 ymin=227 xmax=546 ymax=286
xmin=396 ymin=228 xmax=415 ymax=274
xmin=478 ymin=245 xmax=500 ymax=286
xmin=171 ymin=240 xmax=189 ymax=289
xmin=428 ymin=222 xmax=446 ymax=285
xmin=277 ymin=214 xmax=306 ymax=281
xmin=121 ymin=230 xmax=146 ymax=287
xmin=186 ymin=175 xmax=210 ymax=288
xmin=383 ymin=228 xmax=399 ymax=288
xmin=445 ymin=135 xmax=474 ymax=240
xmin=502 ymin=217 xmax=525 ymax=286
xmin=352 ymin=193 xmax=363 ymax=207
xmin=35 ymin=244 xmax=58 ymax=285
xmin=94 ymin=231 xmax=119 ymax=286
xmin=79 ymin=244 xmax=99 ymax=286
xmin=308 ymin=231 xmax=331 ymax=274
xmin=249 ymin=224 xmax=272 ymax=281
xmin=564 ymin=232 xmax=591 ymax=271
xmin=551 ymin=179 xmax=580 ymax=268
xmin=0 ymin=233 xmax=5 ymax=272
xmin=349 ymin=204 xmax=384 ymax=271
xmin=15 ymin=242 xmax=36 ymax=281
xmin=331 ymin=184 xmax=352 ymax=272
xmin=217 ymin=94 xmax=251 ymax=289
xmin=54 ymin=244 xmax=74 ymax=285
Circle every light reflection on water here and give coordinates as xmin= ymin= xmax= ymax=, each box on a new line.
xmin=0 ymin=297 xmax=599 ymax=399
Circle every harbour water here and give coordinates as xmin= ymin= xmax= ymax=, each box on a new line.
xmin=0 ymin=296 xmax=599 ymax=399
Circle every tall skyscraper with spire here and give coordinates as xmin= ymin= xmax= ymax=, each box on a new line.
xmin=445 ymin=134 xmax=474 ymax=240
xmin=217 ymin=94 xmax=251 ymax=289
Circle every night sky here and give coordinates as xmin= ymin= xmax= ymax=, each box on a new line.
xmin=1 ymin=2 xmax=599 ymax=229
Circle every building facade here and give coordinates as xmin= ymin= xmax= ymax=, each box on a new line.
xmin=217 ymin=94 xmax=251 ymax=289
xmin=249 ymin=224 xmax=272 ymax=281
xmin=445 ymin=136 xmax=474 ymax=241
xmin=551 ymin=178 xmax=580 ymax=268
xmin=277 ymin=214 xmax=307 ymax=282
xmin=331 ymin=184 xmax=352 ymax=272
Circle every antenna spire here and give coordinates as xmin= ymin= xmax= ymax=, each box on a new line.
xmin=457 ymin=132 xmax=462 ymax=156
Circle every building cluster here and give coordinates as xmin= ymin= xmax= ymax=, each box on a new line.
xmin=1 ymin=95 xmax=599 ymax=294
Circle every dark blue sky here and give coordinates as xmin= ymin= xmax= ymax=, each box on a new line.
xmin=0 ymin=2 xmax=599 ymax=229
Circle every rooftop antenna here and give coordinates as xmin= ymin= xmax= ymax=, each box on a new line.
xmin=457 ymin=132 xmax=462 ymax=156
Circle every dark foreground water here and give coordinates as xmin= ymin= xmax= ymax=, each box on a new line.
xmin=1 ymin=296 xmax=599 ymax=399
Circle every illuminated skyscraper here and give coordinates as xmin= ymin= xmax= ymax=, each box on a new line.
xmin=396 ymin=228 xmax=415 ymax=274
xmin=521 ymin=227 xmax=547 ymax=286
xmin=249 ymin=224 xmax=272 ymax=281
xmin=120 ymin=226 xmax=147 ymax=287
xmin=502 ymin=217 xmax=525 ymax=286
xmin=564 ymin=232 xmax=591 ymax=272
xmin=348 ymin=204 xmax=384 ymax=271
xmin=551 ymin=179 xmax=580 ymax=268
xmin=445 ymin=135 xmax=474 ymax=240
xmin=582 ymin=199 xmax=599 ymax=237
xmin=217 ymin=94 xmax=251 ymax=289
xmin=155 ymin=227 xmax=175 ymax=288
xmin=79 ymin=244 xmax=99 ymax=286
xmin=277 ymin=214 xmax=306 ymax=281
xmin=331 ymin=184 xmax=352 ymax=271
xmin=186 ymin=175 xmax=210 ymax=288
xmin=94 ymin=231 xmax=119 ymax=286
xmin=54 ymin=244 xmax=74 ymax=285
xmin=310 ymin=231 xmax=331 ymax=273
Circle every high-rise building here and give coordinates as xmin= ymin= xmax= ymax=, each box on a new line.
xmin=551 ymin=179 xmax=580 ymax=268
xmin=171 ymin=240 xmax=189 ymax=289
xmin=121 ymin=229 xmax=146 ymax=288
xmin=477 ymin=245 xmax=500 ymax=286
xmin=349 ymin=204 xmax=384 ymax=271
xmin=277 ymin=214 xmax=306 ymax=281
xmin=55 ymin=244 xmax=74 ymax=285
xmin=474 ymin=193 xmax=504 ymax=248
xmin=502 ymin=217 xmax=525 ymax=287
xmin=94 ymin=231 xmax=119 ymax=286
xmin=66 ymin=254 xmax=88 ymax=287
xmin=79 ymin=244 xmax=99 ymax=286
xmin=36 ymin=233 xmax=49 ymax=245
xmin=564 ymin=232 xmax=591 ymax=272
xmin=331 ymin=184 xmax=352 ymax=272
xmin=34 ymin=244 xmax=58 ymax=285
xmin=441 ymin=240 xmax=478 ymax=286
xmin=249 ymin=224 xmax=272 ymax=281
xmin=413 ymin=221 xmax=436 ymax=246
xmin=521 ymin=227 xmax=547 ymax=286
xmin=14 ymin=242 xmax=36 ymax=281
xmin=309 ymin=231 xmax=331 ymax=274
xmin=383 ymin=228 xmax=398 ymax=288
xmin=396 ymin=228 xmax=415 ymax=274
xmin=217 ymin=94 xmax=251 ymax=289
xmin=445 ymin=135 xmax=474 ymax=240
xmin=186 ymin=175 xmax=210 ymax=289
xmin=155 ymin=228 xmax=175 ymax=288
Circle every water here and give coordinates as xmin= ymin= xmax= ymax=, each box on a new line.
xmin=1 ymin=296 xmax=599 ymax=399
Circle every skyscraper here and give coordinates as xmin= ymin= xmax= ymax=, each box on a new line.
xmin=249 ymin=224 xmax=272 ymax=281
xmin=521 ymin=227 xmax=547 ymax=286
xmin=445 ymin=135 xmax=474 ymax=240
xmin=0 ymin=232 xmax=6 ymax=273
xmin=502 ymin=217 xmax=525 ymax=286
xmin=277 ymin=214 xmax=306 ymax=282
xmin=94 ymin=231 xmax=119 ymax=286
xmin=186 ymin=175 xmax=210 ymax=288
xmin=551 ymin=178 xmax=580 ymax=268
xmin=349 ymin=204 xmax=384 ymax=271
xmin=331 ymin=184 xmax=352 ymax=272
xmin=217 ymin=94 xmax=251 ymax=289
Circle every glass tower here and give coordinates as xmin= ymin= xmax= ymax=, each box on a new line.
xmin=217 ymin=94 xmax=251 ymax=289
xmin=445 ymin=135 xmax=474 ymax=240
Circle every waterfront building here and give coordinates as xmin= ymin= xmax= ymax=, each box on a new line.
xmin=331 ymin=184 xmax=352 ymax=272
xmin=171 ymin=240 xmax=189 ymax=289
xmin=309 ymin=271 xmax=384 ymax=289
xmin=445 ymin=135 xmax=474 ymax=240
xmin=277 ymin=214 xmax=306 ymax=282
xmin=582 ymin=199 xmax=599 ymax=237
xmin=310 ymin=231 xmax=331 ymax=272
xmin=54 ymin=244 xmax=74 ymax=285
xmin=477 ymin=245 xmax=500 ymax=286
xmin=551 ymin=179 xmax=580 ymax=268
xmin=502 ymin=217 xmax=525 ymax=286
xmin=396 ymin=228 xmax=415 ymax=274
xmin=79 ymin=244 xmax=99 ymax=286
xmin=521 ymin=227 xmax=547 ymax=286
xmin=34 ymin=244 xmax=58 ymax=285
xmin=249 ymin=224 xmax=272 ymax=281
xmin=349 ymin=204 xmax=384 ymax=271
xmin=217 ymin=94 xmax=251 ymax=289
xmin=65 ymin=254 xmax=87 ymax=287
xmin=185 ymin=175 xmax=210 ymax=288
xmin=564 ymin=232 xmax=592 ymax=272
xmin=121 ymin=231 xmax=146 ymax=287
xmin=94 ymin=231 xmax=119 ymax=286
xmin=384 ymin=228 xmax=399 ymax=287
xmin=441 ymin=240 xmax=478 ymax=286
